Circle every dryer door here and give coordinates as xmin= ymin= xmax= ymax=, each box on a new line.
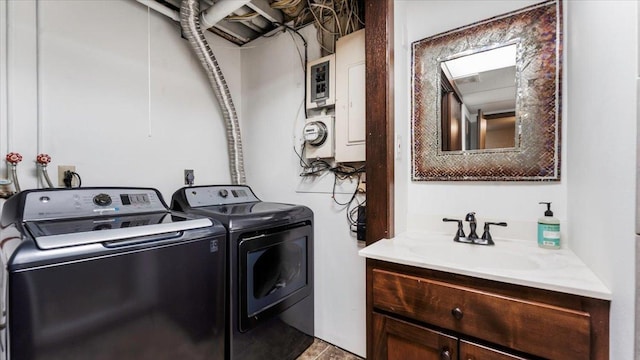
xmin=238 ymin=224 xmax=312 ymax=332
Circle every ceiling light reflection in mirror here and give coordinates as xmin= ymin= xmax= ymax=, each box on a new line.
xmin=440 ymin=44 xmax=518 ymax=151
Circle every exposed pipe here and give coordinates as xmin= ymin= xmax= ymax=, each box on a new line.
xmin=200 ymin=0 xmax=253 ymax=30
xmin=181 ymin=0 xmax=246 ymax=185
xmin=135 ymin=0 xmax=254 ymax=28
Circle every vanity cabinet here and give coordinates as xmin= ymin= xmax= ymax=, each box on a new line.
xmin=373 ymin=314 xmax=526 ymax=360
xmin=373 ymin=313 xmax=458 ymax=360
xmin=367 ymin=259 xmax=610 ymax=359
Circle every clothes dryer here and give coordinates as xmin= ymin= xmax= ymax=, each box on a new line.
xmin=171 ymin=185 xmax=314 ymax=360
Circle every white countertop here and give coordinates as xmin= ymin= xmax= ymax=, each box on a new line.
xmin=358 ymin=231 xmax=611 ymax=300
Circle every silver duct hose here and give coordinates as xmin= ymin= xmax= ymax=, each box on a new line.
xmin=180 ymin=0 xmax=246 ymax=185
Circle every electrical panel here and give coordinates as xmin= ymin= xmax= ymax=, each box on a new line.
xmin=304 ymin=29 xmax=365 ymax=162
xmin=306 ymin=54 xmax=336 ymax=109
xmin=303 ymin=115 xmax=334 ymax=159
xmin=335 ymin=29 xmax=366 ymax=163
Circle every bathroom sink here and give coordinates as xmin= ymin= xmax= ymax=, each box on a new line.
xmin=433 ymin=248 xmax=540 ymax=270
xmin=359 ymin=232 xmax=612 ymax=300
xmin=404 ymin=236 xmax=558 ymax=271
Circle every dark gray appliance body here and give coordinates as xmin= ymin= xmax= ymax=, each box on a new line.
xmin=0 ymin=187 xmax=226 ymax=360
xmin=171 ymin=185 xmax=314 ymax=360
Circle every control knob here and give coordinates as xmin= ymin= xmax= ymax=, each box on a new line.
xmin=93 ymin=193 xmax=112 ymax=206
xmin=219 ymin=189 xmax=229 ymax=198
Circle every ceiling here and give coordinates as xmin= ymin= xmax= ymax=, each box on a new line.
xmin=153 ymin=0 xmax=307 ymax=46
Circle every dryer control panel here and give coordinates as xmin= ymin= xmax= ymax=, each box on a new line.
xmin=22 ymin=188 xmax=167 ymax=221
xmin=183 ymin=185 xmax=260 ymax=207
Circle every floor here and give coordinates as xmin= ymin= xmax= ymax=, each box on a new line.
xmin=296 ymin=338 xmax=363 ymax=360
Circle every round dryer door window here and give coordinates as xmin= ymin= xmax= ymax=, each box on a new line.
xmin=238 ymin=225 xmax=312 ymax=332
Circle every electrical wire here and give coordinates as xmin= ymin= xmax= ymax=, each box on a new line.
xmin=288 ymin=31 xmax=305 ymax=71
xmin=309 ymin=2 xmax=342 ymax=37
xmin=294 ymin=144 xmax=331 ymax=176
xmin=348 ymin=198 xmax=365 ymax=234
xmin=272 ymin=0 xmax=303 ymax=9
xmin=333 ymin=171 xmax=365 ymax=237
xmin=63 ymin=170 xmax=82 ymax=188
xmin=279 ymin=0 xmax=366 ymax=238
xmin=262 ymin=23 xmax=308 ymax=119
xmin=331 ymin=172 xmax=359 ymax=206
xmin=72 ymin=172 xmax=82 ymax=188
xmin=298 ymin=0 xmax=363 ymax=54
xmin=295 ymin=142 xmax=364 ymax=211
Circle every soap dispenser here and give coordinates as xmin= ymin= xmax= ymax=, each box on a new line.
xmin=538 ymin=202 xmax=560 ymax=249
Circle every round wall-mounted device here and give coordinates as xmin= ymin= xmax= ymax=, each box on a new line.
xmin=303 ymin=121 xmax=328 ymax=146
xmin=303 ymin=115 xmax=334 ymax=159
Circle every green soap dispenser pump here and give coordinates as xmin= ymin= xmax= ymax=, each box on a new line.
xmin=538 ymin=202 xmax=560 ymax=249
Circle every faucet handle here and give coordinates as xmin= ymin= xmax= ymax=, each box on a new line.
xmin=442 ymin=218 xmax=465 ymax=241
xmin=479 ymin=221 xmax=508 ymax=245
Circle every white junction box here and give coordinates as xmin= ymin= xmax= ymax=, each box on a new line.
xmin=303 ymin=115 xmax=334 ymax=159
xmin=335 ymin=28 xmax=366 ymax=162
xmin=306 ymin=54 xmax=336 ymax=109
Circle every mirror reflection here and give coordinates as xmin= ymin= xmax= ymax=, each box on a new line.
xmin=411 ymin=0 xmax=561 ymax=181
xmin=440 ymin=44 xmax=517 ymax=151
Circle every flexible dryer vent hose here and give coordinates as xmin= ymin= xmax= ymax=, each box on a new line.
xmin=180 ymin=0 xmax=246 ymax=185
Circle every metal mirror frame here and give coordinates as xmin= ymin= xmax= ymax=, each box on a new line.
xmin=411 ymin=0 xmax=562 ymax=181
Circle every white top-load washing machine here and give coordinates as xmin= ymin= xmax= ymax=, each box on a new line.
xmin=171 ymin=185 xmax=314 ymax=360
xmin=0 ymin=187 xmax=227 ymax=360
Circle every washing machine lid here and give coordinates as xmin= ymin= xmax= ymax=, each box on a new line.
xmin=25 ymin=213 xmax=212 ymax=250
xmin=2 ymin=187 xmax=218 ymax=250
xmin=186 ymin=202 xmax=312 ymax=231
xmin=171 ymin=185 xmax=312 ymax=231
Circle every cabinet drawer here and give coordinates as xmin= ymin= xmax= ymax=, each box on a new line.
xmin=372 ymin=269 xmax=591 ymax=359
xmin=459 ymin=340 xmax=530 ymax=360
xmin=373 ymin=313 xmax=458 ymax=360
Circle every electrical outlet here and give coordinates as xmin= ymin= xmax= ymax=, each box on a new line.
xmin=184 ymin=169 xmax=195 ymax=186
xmin=58 ymin=165 xmax=76 ymax=187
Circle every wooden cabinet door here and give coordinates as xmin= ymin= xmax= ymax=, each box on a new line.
xmin=372 ymin=313 xmax=457 ymax=360
xmin=372 ymin=269 xmax=591 ymax=359
xmin=460 ymin=340 xmax=531 ymax=360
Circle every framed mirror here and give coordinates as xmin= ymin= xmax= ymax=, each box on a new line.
xmin=411 ymin=0 xmax=562 ymax=181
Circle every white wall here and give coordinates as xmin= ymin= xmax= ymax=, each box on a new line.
xmin=240 ymin=25 xmax=366 ymax=357
xmin=2 ymin=0 xmax=241 ymax=200
xmin=396 ymin=1 xmax=637 ymax=359
xmin=396 ymin=0 xmax=565 ymax=243
xmin=1 ymin=0 xmax=39 ymax=191
xmin=566 ymin=2 xmax=637 ymax=359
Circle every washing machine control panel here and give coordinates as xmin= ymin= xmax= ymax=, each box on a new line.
xmin=23 ymin=188 xmax=167 ymax=221
xmin=185 ymin=185 xmax=259 ymax=207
